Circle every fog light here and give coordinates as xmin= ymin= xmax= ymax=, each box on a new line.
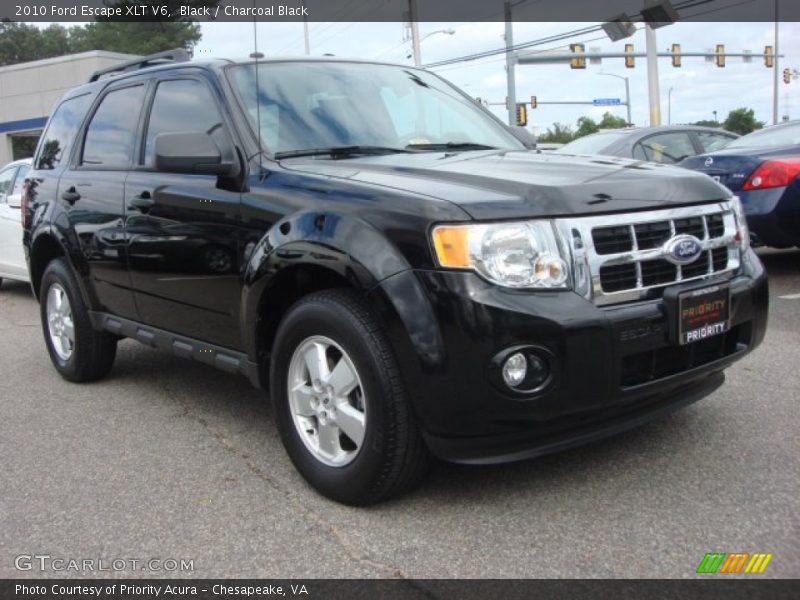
xmin=502 ymin=352 xmax=528 ymax=388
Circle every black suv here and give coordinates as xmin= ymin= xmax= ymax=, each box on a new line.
xmin=23 ymin=50 xmax=768 ymax=505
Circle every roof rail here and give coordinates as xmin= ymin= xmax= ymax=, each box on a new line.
xmin=88 ymin=48 xmax=190 ymax=82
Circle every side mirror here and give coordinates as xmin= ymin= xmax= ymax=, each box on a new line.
xmin=154 ymin=132 xmax=235 ymax=176
xmin=507 ymin=125 xmax=537 ymax=150
xmin=7 ymin=193 xmax=21 ymax=209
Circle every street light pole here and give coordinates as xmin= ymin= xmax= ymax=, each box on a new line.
xmin=598 ymin=72 xmax=632 ymax=125
xmin=409 ymin=0 xmax=421 ymax=67
xmin=505 ymin=0 xmax=517 ymax=126
xmin=668 ymin=86 xmax=673 ymax=124
xmin=773 ymin=0 xmax=780 ymax=125
xmin=645 ymin=22 xmax=662 ymax=126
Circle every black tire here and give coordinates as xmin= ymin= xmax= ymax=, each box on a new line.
xmin=39 ymin=258 xmax=117 ymax=382
xmin=270 ymin=288 xmax=428 ymax=505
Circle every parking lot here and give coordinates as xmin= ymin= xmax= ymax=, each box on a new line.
xmin=1 ymin=248 xmax=798 ymax=579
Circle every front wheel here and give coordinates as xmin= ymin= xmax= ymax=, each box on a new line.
xmin=270 ymin=289 xmax=428 ymax=505
xmin=39 ymin=258 xmax=117 ymax=382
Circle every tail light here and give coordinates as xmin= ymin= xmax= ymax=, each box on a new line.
xmin=741 ymin=157 xmax=800 ymax=191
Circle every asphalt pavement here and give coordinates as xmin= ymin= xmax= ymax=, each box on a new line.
xmin=1 ymin=248 xmax=798 ymax=579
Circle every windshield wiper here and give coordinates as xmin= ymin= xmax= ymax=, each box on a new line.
xmin=405 ymin=142 xmax=498 ymax=151
xmin=274 ymin=146 xmax=415 ymax=160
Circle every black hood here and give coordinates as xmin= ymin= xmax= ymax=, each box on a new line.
xmin=281 ymin=150 xmax=731 ymax=220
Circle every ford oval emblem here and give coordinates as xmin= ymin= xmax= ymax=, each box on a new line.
xmin=704 ymin=157 xmax=714 ymax=167
xmin=663 ymin=234 xmax=704 ymax=265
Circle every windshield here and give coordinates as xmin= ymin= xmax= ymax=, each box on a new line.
xmin=726 ymin=122 xmax=800 ymax=149
xmin=556 ymin=131 xmax=632 ymax=155
xmin=228 ymin=61 xmax=522 ymax=156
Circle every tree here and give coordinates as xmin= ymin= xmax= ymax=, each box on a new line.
xmin=537 ymin=123 xmax=576 ymax=144
xmin=0 ymin=1 xmax=221 ymax=67
xmin=576 ymin=116 xmax=599 ymax=138
xmin=573 ymin=112 xmax=628 ymax=139
xmin=598 ymin=112 xmax=628 ymax=129
xmin=723 ymin=108 xmax=765 ymax=135
xmin=693 ymin=119 xmax=722 ymax=128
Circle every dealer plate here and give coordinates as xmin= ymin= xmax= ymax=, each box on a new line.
xmin=678 ymin=284 xmax=731 ymax=345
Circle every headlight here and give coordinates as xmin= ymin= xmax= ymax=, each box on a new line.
xmin=432 ymin=221 xmax=569 ymax=288
xmin=730 ymin=195 xmax=750 ymax=252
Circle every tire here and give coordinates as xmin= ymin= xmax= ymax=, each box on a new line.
xmin=270 ymin=289 xmax=428 ymax=505
xmin=39 ymin=258 xmax=117 ymax=382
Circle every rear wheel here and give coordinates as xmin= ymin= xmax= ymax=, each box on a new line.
xmin=40 ymin=258 xmax=117 ymax=382
xmin=270 ymin=289 xmax=428 ymax=505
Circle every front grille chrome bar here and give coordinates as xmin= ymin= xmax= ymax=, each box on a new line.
xmin=555 ymin=201 xmax=740 ymax=306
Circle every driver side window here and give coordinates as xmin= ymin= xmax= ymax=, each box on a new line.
xmin=143 ymin=79 xmax=232 ymax=167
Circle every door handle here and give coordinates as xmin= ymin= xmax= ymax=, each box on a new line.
xmin=61 ymin=187 xmax=81 ymax=204
xmin=128 ymin=191 xmax=154 ymax=212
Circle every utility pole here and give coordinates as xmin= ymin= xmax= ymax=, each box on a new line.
xmin=505 ymin=0 xmax=517 ymax=126
xmin=645 ymin=24 xmax=662 ymax=125
xmin=773 ymin=0 xmax=779 ymax=125
xmin=303 ymin=9 xmax=310 ymax=55
xmin=409 ymin=0 xmax=422 ymax=67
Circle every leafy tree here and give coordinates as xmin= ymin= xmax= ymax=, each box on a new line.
xmin=598 ymin=112 xmax=628 ymax=129
xmin=573 ymin=112 xmax=628 ymax=139
xmin=723 ymin=108 xmax=765 ymax=135
xmin=1 ymin=1 xmax=221 ymax=67
xmin=537 ymin=123 xmax=576 ymax=144
xmin=576 ymin=116 xmax=599 ymax=138
xmin=693 ymin=119 xmax=722 ymax=128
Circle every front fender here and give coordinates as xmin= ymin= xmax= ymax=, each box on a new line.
xmin=240 ymin=210 xmax=413 ymax=359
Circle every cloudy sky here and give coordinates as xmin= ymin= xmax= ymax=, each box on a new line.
xmin=198 ymin=20 xmax=800 ymax=134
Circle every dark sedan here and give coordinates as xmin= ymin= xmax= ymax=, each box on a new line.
xmin=680 ymin=120 xmax=800 ymax=248
xmin=555 ymin=125 xmax=738 ymax=164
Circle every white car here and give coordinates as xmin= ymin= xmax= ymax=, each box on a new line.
xmin=0 ymin=158 xmax=31 ymax=287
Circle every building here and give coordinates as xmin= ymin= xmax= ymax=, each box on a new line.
xmin=0 ymin=51 xmax=137 ymax=166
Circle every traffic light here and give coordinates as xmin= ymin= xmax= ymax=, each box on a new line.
xmin=569 ymin=43 xmax=586 ymax=69
xmin=516 ymin=103 xmax=528 ymax=126
xmin=530 ymin=96 xmax=538 ymax=109
xmin=784 ymin=68 xmax=792 ymax=84
xmin=624 ymin=43 xmax=635 ymax=68
xmin=764 ymin=45 xmax=774 ymax=68
xmin=715 ymin=44 xmax=725 ymax=67
xmin=671 ymin=44 xmax=681 ymax=67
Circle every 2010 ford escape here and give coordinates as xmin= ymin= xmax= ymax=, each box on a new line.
xmin=22 ymin=50 xmax=768 ymax=505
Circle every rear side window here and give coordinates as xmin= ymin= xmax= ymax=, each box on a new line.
xmin=635 ymin=132 xmax=695 ymax=164
xmin=0 ymin=167 xmax=16 ymax=201
xmin=35 ymin=93 xmax=92 ymax=170
xmin=81 ymin=85 xmax=146 ymax=169
xmin=11 ymin=164 xmax=30 ymax=195
xmin=143 ymin=79 xmax=229 ymax=166
xmin=695 ymin=131 xmax=735 ymax=153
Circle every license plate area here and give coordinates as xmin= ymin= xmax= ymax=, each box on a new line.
xmin=678 ymin=284 xmax=731 ymax=345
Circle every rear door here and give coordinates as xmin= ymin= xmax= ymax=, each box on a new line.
xmin=125 ymin=75 xmax=245 ymax=350
xmin=57 ymin=82 xmax=147 ymax=319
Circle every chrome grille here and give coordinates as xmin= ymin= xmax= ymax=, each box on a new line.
xmin=555 ymin=202 xmax=740 ymax=306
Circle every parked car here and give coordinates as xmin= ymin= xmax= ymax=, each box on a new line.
xmin=555 ymin=126 xmax=738 ymax=164
xmin=0 ymin=158 xmax=31 ymax=287
xmin=22 ymin=51 xmax=767 ymax=505
xmin=679 ymin=120 xmax=800 ymax=248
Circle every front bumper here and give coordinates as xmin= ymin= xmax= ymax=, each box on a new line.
xmin=370 ymin=248 xmax=768 ymax=464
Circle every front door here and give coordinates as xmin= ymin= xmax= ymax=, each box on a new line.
xmin=125 ymin=76 xmax=244 ymax=350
